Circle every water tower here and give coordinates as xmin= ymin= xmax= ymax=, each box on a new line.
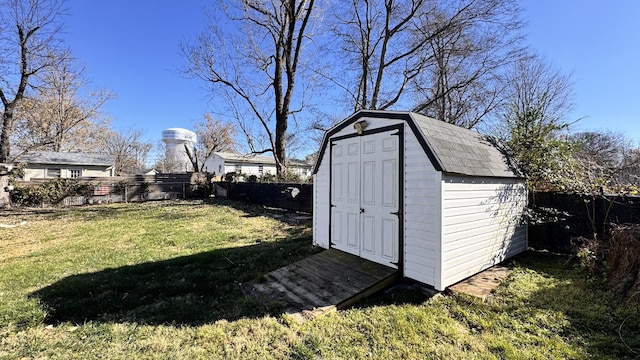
xmin=162 ymin=128 xmax=197 ymax=172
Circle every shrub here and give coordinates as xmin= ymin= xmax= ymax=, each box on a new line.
xmin=10 ymin=184 xmax=49 ymax=206
xmin=10 ymin=179 xmax=95 ymax=206
xmin=260 ymin=172 xmax=277 ymax=183
xmin=224 ymin=172 xmax=245 ymax=182
xmin=190 ymin=178 xmax=211 ymax=198
xmin=113 ymin=180 xmax=130 ymax=195
xmin=280 ymin=171 xmax=303 ymax=183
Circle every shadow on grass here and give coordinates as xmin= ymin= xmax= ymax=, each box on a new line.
xmin=348 ymin=280 xmax=436 ymax=309
xmin=30 ymin=236 xmax=320 ymax=326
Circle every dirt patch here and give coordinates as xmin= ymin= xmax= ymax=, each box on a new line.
xmin=448 ymin=266 xmax=512 ymax=301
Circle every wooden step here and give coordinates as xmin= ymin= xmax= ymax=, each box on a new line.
xmin=245 ymin=249 xmax=399 ymax=319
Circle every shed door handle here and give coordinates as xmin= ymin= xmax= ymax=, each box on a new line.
xmin=360 ymin=208 xmax=364 ymax=213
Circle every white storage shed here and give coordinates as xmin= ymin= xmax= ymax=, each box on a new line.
xmin=312 ymin=110 xmax=528 ymax=291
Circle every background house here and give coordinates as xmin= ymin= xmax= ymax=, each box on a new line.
xmin=313 ymin=110 xmax=528 ymax=291
xmin=0 ymin=163 xmax=12 ymax=208
xmin=16 ymin=151 xmax=115 ymax=181
xmin=204 ymin=152 xmax=312 ymax=180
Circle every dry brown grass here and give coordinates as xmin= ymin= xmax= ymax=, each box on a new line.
xmin=608 ymin=224 xmax=640 ymax=303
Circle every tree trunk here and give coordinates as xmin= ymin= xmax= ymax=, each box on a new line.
xmin=0 ymin=106 xmax=15 ymax=163
xmin=275 ymin=111 xmax=288 ymax=176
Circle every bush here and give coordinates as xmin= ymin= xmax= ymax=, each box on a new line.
xmin=10 ymin=179 xmax=95 ymax=207
xmin=259 ymin=171 xmax=308 ymax=183
xmin=190 ymin=178 xmax=211 ymax=198
xmin=224 ymin=172 xmax=243 ymax=182
xmin=113 ymin=180 xmax=130 ymax=195
xmin=260 ymin=172 xmax=277 ymax=183
xmin=10 ymin=184 xmax=49 ymax=206
xmin=280 ymin=171 xmax=304 ymax=183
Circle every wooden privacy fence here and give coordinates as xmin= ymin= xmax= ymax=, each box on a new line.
xmin=528 ymin=192 xmax=640 ymax=253
xmin=14 ymin=175 xmax=314 ymax=212
xmin=16 ymin=173 xmax=210 ymax=206
xmin=215 ymin=182 xmax=313 ymax=213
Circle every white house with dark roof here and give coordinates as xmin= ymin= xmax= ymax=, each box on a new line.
xmin=203 ymin=152 xmax=312 ymax=180
xmin=312 ymin=110 xmax=527 ymax=291
xmin=16 ymin=151 xmax=115 ymax=181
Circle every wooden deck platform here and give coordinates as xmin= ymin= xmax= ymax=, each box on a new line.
xmin=245 ymin=249 xmax=399 ymax=319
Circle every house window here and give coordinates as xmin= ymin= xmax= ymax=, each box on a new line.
xmin=70 ymin=169 xmax=81 ymax=179
xmin=46 ymin=168 xmax=61 ymax=178
xmin=258 ymin=165 xmax=264 ymax=175
xmin=235 ymin=164 xmax=242 ymax=173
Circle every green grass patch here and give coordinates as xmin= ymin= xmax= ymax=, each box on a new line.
xmin=1 ymin=200 xmax=638 ymax=359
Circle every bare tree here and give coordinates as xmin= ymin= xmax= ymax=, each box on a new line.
xmin=182 ymin=0 xmax=317 ymax=176
xmin=184 ymin=113 xmax=237 ymax=172
xmin=329 ymin=0 xmax=429 ymax=111
xmin=152 ymin=140 xmax=177 ymax=174
xmin=12 ymin=59 xmax=113 ymax=154
xmin=412 ymin=0 xmax=525 ymax=128
xmin=100 ymin=128 xmax=152 ymax=175
xmin=328 ymin=0 xmax=524 ymax=129
xmin=571 ymin=131 xmax=640 ymax=192
xmin=499 ymin=55 xmax=577 ymax=190
xmin=0 ymin=0 xmax=69 ymax=162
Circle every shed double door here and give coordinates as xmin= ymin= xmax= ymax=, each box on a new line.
xmin=330 ymin=129 xmax=400 ymax=269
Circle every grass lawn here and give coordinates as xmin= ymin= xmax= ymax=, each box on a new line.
xmin=1 ymin=199 xmax=638 ymax=359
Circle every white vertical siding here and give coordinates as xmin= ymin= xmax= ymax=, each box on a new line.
xmin=440 ymin=176 xmax=527 ymax=289
xmin=313 ymin=159 xmax=330 ymax=248
xmin=403 ymin=129 xmax=441 ymax=288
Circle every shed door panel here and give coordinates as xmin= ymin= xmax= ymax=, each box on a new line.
xmin=331 ymin=138 xmax=361 ymax=256
xmin=331 ymin=130 xmax=400 ymax=268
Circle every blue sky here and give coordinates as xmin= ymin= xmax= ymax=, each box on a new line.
xmin=524 ymin=0 xmax=640 ymax=142
xmin=63 ymin=0 xmax=640 ymax=161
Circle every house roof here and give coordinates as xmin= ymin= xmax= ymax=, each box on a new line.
xmin=16 ymin=151 xmax=115 ymax=167
xmin=214 ymin=152 xmax=312 ymax=168
xmin=313 ymin=110 xmax=522 ymax=178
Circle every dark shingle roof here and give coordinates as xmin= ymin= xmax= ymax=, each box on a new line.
xmin=409 ymin=113 xmax=520 ymax=178
xmin=17 ymin=151 xmax=115 ymax=167
xmin=313 ymin=110 xmax=522 ymax=178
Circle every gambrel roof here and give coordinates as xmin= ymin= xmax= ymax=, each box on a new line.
xmin=313 ymin=110 xmax=522 ymax=178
